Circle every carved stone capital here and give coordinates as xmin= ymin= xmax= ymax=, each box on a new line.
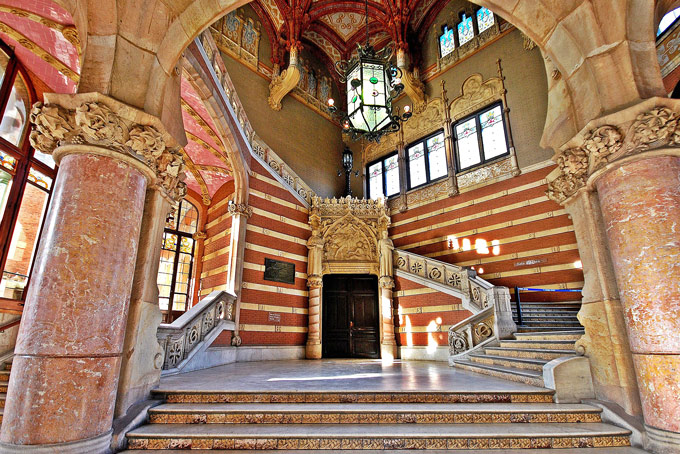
xmin=307 ymin=276 xmax=323 ymax=288
xmin=547 ymin=99 xmax=680 ymax=205
xmin=379 ymin=276 xmax=395 ymax=289
xmin=29 ymin=94 xmax=187 ymax=201
xmin=227 ymin=201 xmax=253 ymax=218
xmin=193 ymin=231 xmax=207 ymax=240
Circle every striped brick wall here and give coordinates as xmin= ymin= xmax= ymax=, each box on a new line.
xmin=394 ymin=275 xmax=470 ymax=348
xmin=200 ymin=181 xmax=235 ymax=296
xmin=390 ymin=164 xmax=583 ymax=304
xmin=238 ymin=160 xmax=311 ymax=345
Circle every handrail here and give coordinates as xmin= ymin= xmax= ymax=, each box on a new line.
xmin=393 ymin=248 xmax=494 ymax=311
xmin=0 ymin=317 xmax=20 ymax=333
xmin=448 ymin=306 xmax=495 ymax=357
xmin=157 ymin=290 xmax=236 ymax=370
xmin=513 ymin=286 xmax=583 ymax=326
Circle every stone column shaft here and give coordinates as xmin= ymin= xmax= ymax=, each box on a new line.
xmin=306 ymin=282 xmax=322 ymax=359
xmin=379 ymin=284 xmax=397 ymax=360
xmin=227 ymin=203 xmax=251 ymax=345
xmin=596 ymin=155 xmax=680 ymax=442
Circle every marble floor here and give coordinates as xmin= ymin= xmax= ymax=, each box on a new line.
xmin=156 ymin=359 xmax=546 ymax=393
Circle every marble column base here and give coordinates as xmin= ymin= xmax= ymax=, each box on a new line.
xmin=380 ymin=343 xmax=398 ymax=361
xmin=0 ymin=431 xmax=112 ymax=454
xmin=306 ymin=342 xmax=321 ymax=359
xmin=646 ymin=424 xmax=680 ymax=454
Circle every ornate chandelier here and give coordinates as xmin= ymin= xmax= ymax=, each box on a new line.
xmin=327 ymin=0 xmax=411 ymax=142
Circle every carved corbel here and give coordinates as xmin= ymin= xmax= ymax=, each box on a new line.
xmin=396 ymin=49 xmax=426 ymax=114
xmin=268 ymin=46 xmax=301 ymax=111
xmin=227 ymin=200 xmax=253 ymax=218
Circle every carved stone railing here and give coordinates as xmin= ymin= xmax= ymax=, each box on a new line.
xmin=157 ymin=291 xmax=236 ymax=370
xmin=394 ymin=248 xmax=494 ymax=312
xmin=393 ymin=248 xmax=516 ymax=360
xmin=447 ymin=306 xmax=496 ymax=365
xmin=196 ymin=30 xmax=316 ymax=206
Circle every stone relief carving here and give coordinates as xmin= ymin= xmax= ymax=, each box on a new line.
xmin=323 ymin=213 xmax=378 ymax=262
xmin=547 ymin=105 xmax=680 ymax=204
xmin=227 ymin=201 xmax=253 ymax=218
xmin=29 ymin=101 xmax=187 ymax=201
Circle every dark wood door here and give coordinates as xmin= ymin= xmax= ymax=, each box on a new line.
xmin=322 ymin=274 xmax=379 ymax=358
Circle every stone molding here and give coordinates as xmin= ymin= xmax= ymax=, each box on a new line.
xmin=227 ymin=201 xmax=253 ymax=218
xmin=29 ymin=93 xmax=186 ymax=201
xmin=547 ymin=98 xmax=680 ymax=204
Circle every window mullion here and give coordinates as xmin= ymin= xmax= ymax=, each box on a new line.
xmin=476 ymin=114 xmax=485 ymax=164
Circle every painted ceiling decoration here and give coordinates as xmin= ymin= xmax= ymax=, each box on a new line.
xmin=249 ymin=0 xmax=456 ymax=70
xmin=0 ymin=1 xmax=234 ymax=204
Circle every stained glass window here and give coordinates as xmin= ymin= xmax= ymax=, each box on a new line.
xmin=408 ymin=143 xmax=427 ymax=188
xmin=458 ymin=13 xmax=474 ymax=46
xmin=480 ymin=105 xmax=508 ymax=160
xmin=658 ymin=7 xmax=680 ymax=36
xmin=453 ymin=103 xmax=509 ymax=172
xmin=157 ymin=199 xmax=199 ymax=322
xmin=407 ymin=131 xmax=448 ymax=189
xmin=0 ymin=39 xmax=58 ymax=304
xmin=477 ymin=7 xmax=494 ymax=33
xmin=366 ymin=152 xmax=399 ymax=200
xmin=439 ymin=26 xmax=456 ymax=58
xmin=384 ymin=154 xmax=400 ymax=197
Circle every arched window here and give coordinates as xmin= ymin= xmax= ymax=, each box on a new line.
xmin=0 ymin=40 xmax=55 ymax=310
xmin=659 ymin=7 xmax=680 ymax=36
xmin=157 ymin=199 xmax=198 ymax=323
xmin=439 ymin=25 xmax=456 ymax=58
xmin=476 ymin=7 xmax=495 ymax=33
xmin=457 ymin=13 xmax=475 ymax=46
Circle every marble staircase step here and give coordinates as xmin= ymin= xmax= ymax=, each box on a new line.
xmin=517 ymin=322 xmax=582 ymax=328
xmin=484 ymin=347 xmax=575 ymax=361
xmin=513 ymin=330 xmax=584 ymax=341
xmin=148 ymin=402 xmax=601 ymax=424
xmin=515 ymin=326 xmax=582 ymax=333
xmin=154 ymin=391 xmax=555 ymax=404
xmin=121 ymin=448 xmax=648 ymax=454
xmin=499 ymin=340 xmax=577 ymax=350
xmin=467 ymin=354 xmax=548 ymax=372
xmin=452 ymin=361 xmax=545 ymax=387
xmin=0 ymin=393 xmax=6 ymax=409
xmin=126 ymin=422 xmax=631 ymax=450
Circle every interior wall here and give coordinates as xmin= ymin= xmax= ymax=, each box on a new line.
xmin=199 ymin=181 xmax=235 ymax=296
xmin=238 ymin=160 xmax=311 ymax=345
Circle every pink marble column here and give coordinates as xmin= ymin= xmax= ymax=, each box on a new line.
xmin=0 ymin=151 xmax=147 ymax=450
xmin=596 ymin=155 xmax=680 ymax=449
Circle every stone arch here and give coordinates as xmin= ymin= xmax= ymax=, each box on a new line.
xmin=180 ymin=51 xmax=250 ymax=206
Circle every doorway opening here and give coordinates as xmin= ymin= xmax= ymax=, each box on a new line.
xmin=322 ymin=274 xmax=380 ymax=358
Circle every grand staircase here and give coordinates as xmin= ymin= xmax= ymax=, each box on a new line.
xmin=452 ymin=296 xmax=584 ymax=387
xmin=120 ymin=387 xmax=643 ymax=451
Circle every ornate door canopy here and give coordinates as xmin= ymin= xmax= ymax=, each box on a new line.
xmin=308 ymin=196 xmax=390 ymax=276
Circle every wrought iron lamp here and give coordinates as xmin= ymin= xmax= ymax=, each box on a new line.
xmin=326 ymin=0 xmax=411 ymax=142
xmin=338 ymin=146 xmax=360 ymax=197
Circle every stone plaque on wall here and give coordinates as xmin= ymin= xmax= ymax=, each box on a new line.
xmin=264 ymin=258 xmax=295 ymax=284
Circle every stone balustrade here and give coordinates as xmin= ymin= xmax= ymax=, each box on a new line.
xmin=196 ymin=30 xmax=316 ymax=205
xmin=393 ymin=248 xmax=493 ymax=311
xmin=447 ymin=306 xmax=496 ymax=361
xmin=157 ymin=291 xmax=236 ymax=370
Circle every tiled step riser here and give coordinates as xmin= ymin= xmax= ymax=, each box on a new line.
xmin=513 ymin=335 xmax=582 ymax=341
xmin=453 ymin=363 xmax=544 ymax=388
xmin=127 ymin=435 xmax=630 ymax=450
xmin=516 ymin=327 xmax=580 ymax=333
xmin=469 ymin=357 xmax=544 ymax=372
xmin=149 ymin=411 xmax=601 ymax=425
xmin=0 ymin=385 xmax=6 ymax=393
xmin=484 ymin=349 xmax=570 ymax=360
xmin=499 ymin=342 xmax=575 ymax=350
xmin=161 ymin=393 xmax=554 ymax=404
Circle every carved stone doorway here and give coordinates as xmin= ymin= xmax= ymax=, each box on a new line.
xmin=322 ymin=274 xmax=380 ymax=359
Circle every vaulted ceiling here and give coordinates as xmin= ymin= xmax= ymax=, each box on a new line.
xmin=0 ymin=0 xmax=233 ymax=205
xmin=250 ymin=0 xmax=451 ymax=67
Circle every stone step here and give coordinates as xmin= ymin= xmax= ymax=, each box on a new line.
xmin=499 ymin=340 xmax=577 ymax=350
xmin=467 ymin=354 xmax=548 ymax=372
xmin=516 ymin=326 xmax=583 ymax=333
xmin=513 ymin=331 xmax=584 ymax=341
xmin=121 ymin=448 xmax=649 ymax=454
xmin=4 ymin=362 xmax=10 ymax=371
xmin=518 ymin=321 xmax=582 ymax=327
xmin=148 ymin=402 xmax=601 ymax=424
xmin=484 ymin=347 xmax=575 ymax=361
xmin=126 ymin=422 xmax=630 ymax=450
xmin=518 ymin=315 xmax=580 ymax=321
xmin=154 ymin=391 xmax=555 ymax=405
xmin=452 ymin=361 xmax=545 ymax=387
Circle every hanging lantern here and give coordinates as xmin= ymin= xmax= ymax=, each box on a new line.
xmin=326 ymin=0 xmax=410 ymax=142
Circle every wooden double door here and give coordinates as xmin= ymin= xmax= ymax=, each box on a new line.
xmin=322 ymin=274 xmax=380 ymax=359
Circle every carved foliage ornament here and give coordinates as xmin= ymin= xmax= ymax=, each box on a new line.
xmin=29 ymin=102 xmax=187 ymax=200
xmin=228 ymin=200 xmax=253 ymax=218
xmin=548 ymin=106 xmax=680 ymax=204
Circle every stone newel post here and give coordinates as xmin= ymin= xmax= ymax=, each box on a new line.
xmin=0 ymin=93 xmax=185 ymax=453
xmin=547 ymin=98 xmax=680 ymax=454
